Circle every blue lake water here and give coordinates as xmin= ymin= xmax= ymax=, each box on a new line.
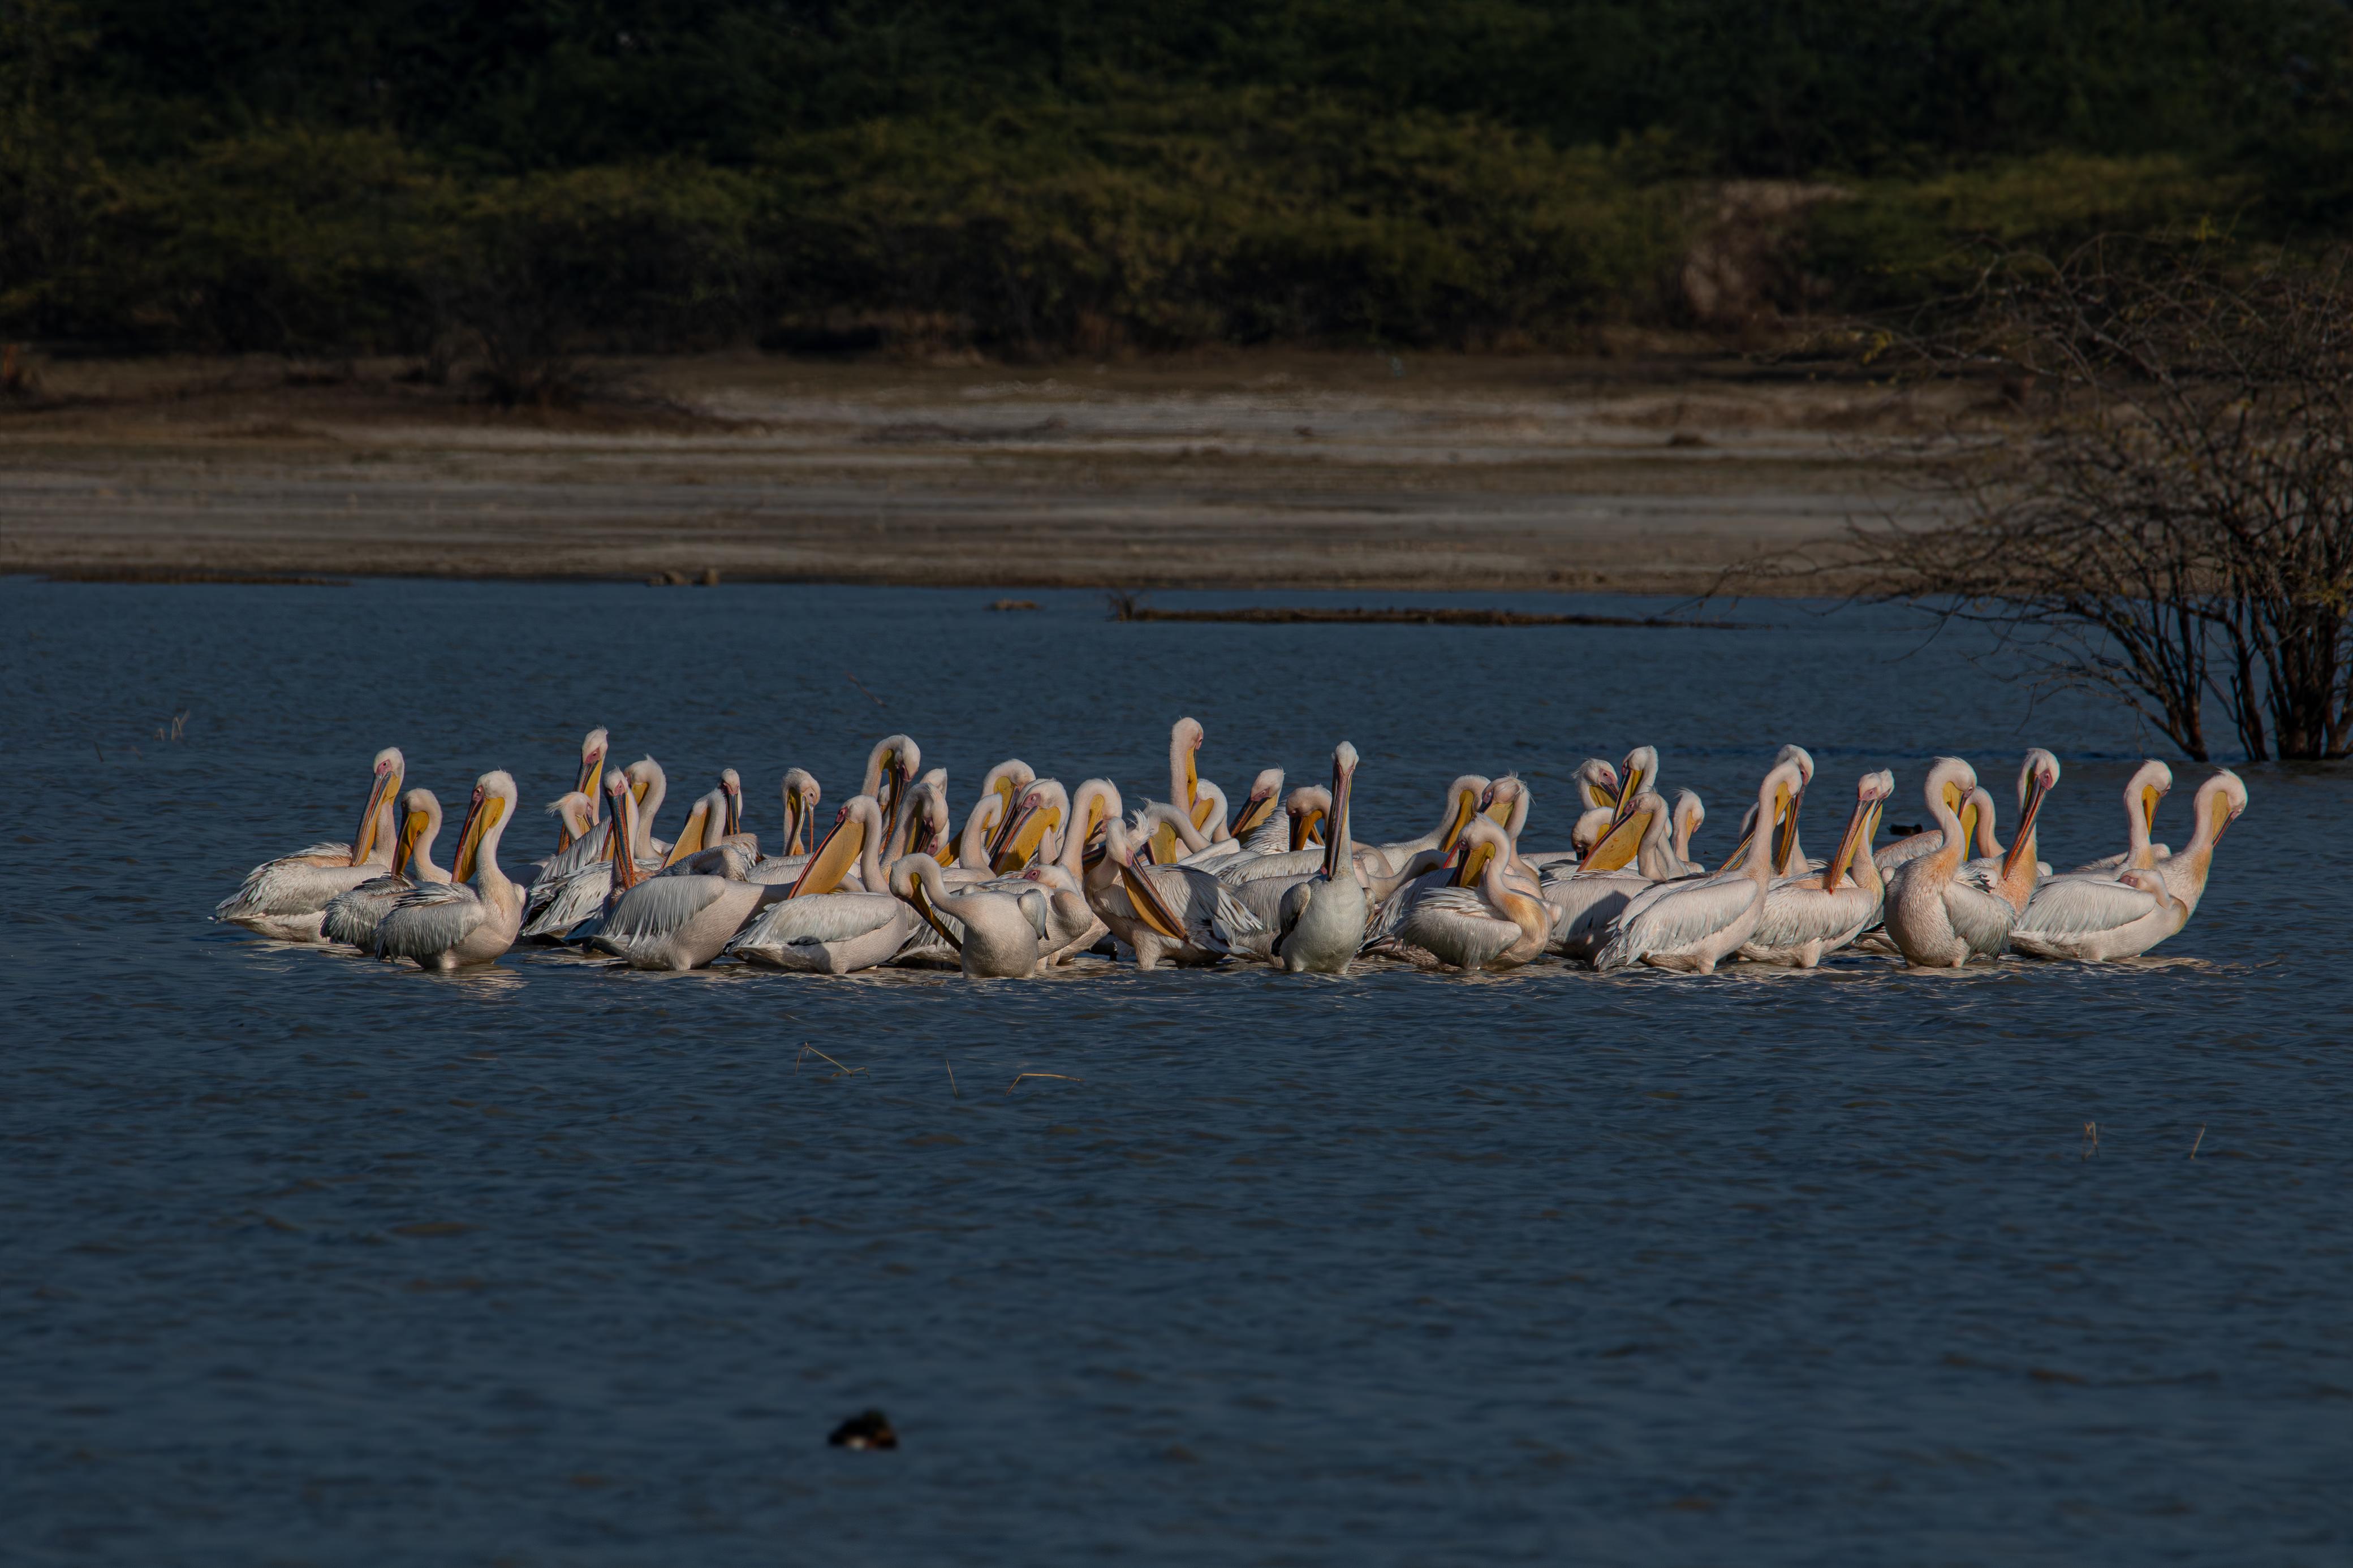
xmin=3 ymin=577 xmax=2348 ymax=1564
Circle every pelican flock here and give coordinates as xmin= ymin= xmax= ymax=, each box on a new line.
xmin=214 ymin=720 xmax=2248 ymax=978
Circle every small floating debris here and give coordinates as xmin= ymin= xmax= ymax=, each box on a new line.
xmin=829 ymin=1409 xmax=898 ymax=1450
xmin=1108 ymin=602 xmax=1745 ymax=630
xmin=988 ymin=598 xmax=1041 ymax=612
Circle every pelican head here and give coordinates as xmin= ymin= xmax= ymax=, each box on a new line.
xmin=718 ymin=768 xmax=743 ymax=838
xmin=2003 ymin=749 xmax=2062 ymax=877
xmin=575 ymin=728 xmax=610 ymax=816
xmin=350 ymin=746 xmax=406 ymax=867
xmin=1571 ymin=758 xmax=1621 ymax=814
xmin=864 ymin=735 xmax=920 ymax=843
xmin=2125 ymin=759 xmax=2174 ymax=835
xmin=605 ymin=768 xmax=643 ymax=888
xmin=451 ymin=770 xmax=517 ymax=884
xmin=781 ymin=767 xmax=821 ymax=856
xmin=1170 ymin=718 xmax=1205 ymax=800
xmin=1613 ymin=745 xmax=1658 ymax=824
xmin=2195 ymin=769 xmax=2248 ymax=845
xmin=1231 ymin=767 xmax=1285 ymax=840
xmin=1287 ymin=785 xmax=1331 ymax=851
xmin=790 ymin=795 xmax=881 ymax=898
xmin=995 ymin=780 xmax=1066 ymax=873
xmin=980 ymin=759 xmax=1038 ymax=861
xmin=393 ymin=788 xmax=441 ymax=876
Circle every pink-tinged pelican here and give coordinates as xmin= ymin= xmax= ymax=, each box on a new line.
xmin=321 ymin=788 xmax=451 ymax=949
xmin=1147 ymin=717 xmax=1217 ymax=862
xmin=2149 ymin=770 xmax=2248 ymax=917
xmin=1230 ymin=768 xmax=1288 ymax=853
xmin=2067 ymin=761 xmax=2174 ymax=873
xmin=1969 ymin=750 xmax=2061 ymax=915
xmin=1384 ymin=815 xmax=1552 ymax=971
xmin=215 ymin=746 xmax=405 ymax=941
xmin=727 ymin=796 xmax=915 ymax=973
xmin=779 ymin=769 xmax=821 ymax=857
xmin=2019 ymin=770 xmax=2244 ymax=960
xmin=1738 ymin=770 xmax=1894 ymax=967
xmin=374 ymin=771 xmax=524 ymax=969
xmin=1593 ymin=756 xmax=1808 ymax=974
xmin=1882 ymin=758 xmax=2045 ymax=967
xmin=1014 ymin=778 xmax=1114 ymax=964
xmin=1088 ymin=809 xmax=1264 ymax=970
xmin=519 ymin=767 xmax=667 ymax=941
xmin=1877 ymin=783 xmax=1997 ymax=874
xmin=890 ymin=853 xmax=1048 ymax=978
xmin=1667 ymin=790 xmax=1706 ymax=874
xmin=856 ymin=735 xmax=920 ymax=856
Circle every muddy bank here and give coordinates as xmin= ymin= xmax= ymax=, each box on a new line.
xmin=0 ymin=351 xmax=1966 ymax=593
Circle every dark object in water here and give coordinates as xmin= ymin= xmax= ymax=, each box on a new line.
xmin=1109 ymin=602 xmax=1744 ymax=630
xmin=1887 ymin=823 xmax=1924 ymax=837
xmin=989 ymin=598 xmax=1041 ymax=611
xmin=829 ymin=1409 xmax=898 ymax=1450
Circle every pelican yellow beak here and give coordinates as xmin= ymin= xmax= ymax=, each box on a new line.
xmin=789 ymin=811 xmax=863 ymax=898
xmin=1453 ymin=838 xmax=1496 ymax=888
xmin=1769 ymin=783 xmax=1799 ymax=874
xmin=2142 ymin=783 xmax=2162 ymax=831
xmin=1120 ymin=856 xmax=1189 ymax=943
xmin=575 ymin=746 xmax=606 ymax=810
xmin=393 ymin=807 xmax=430 ymax=875
xmin=908 ymin=876 xmax=963 ymax=953
xmin=1580 ymin=809 xmax=1649 ymax=875
xmin=350 ymin=763 xmax=402 ymax=867
xmin=2002 ymin=771 xmax=2050 ymax=878
xmin=1610 ymin=762 xmax=1645 ymax=827
xmin=1441 ymin=787 xmax=1477 ymax=854
xmin=451 ymin=788 xmax=492 ymax=882
xmin=664 ymin=802 xmax=708 ymax=867
xmin=994 ymin=803 xmax=1060 ymax=875
xmin=1232 ymin=789 xmax=1279 ymax=839
xmin=1942 ymin=779 xmax=1965 ymax=814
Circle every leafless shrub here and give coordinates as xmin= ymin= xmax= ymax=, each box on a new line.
xmin=1821 ymin=241 xmax=2353 ymax=762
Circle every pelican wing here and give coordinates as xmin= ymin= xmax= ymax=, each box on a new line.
xmin=1750 ymin=876 xmax=1881 ymax=953
xmin=732 ymin=892 xmax=904 ymax=952
xmin=320 ymin=874 xmax=412 ymax=947
xmin=2017 ymin=874 xmax=2163 ymax=936
xmin=1593 ymin=873 xmax=1759 ymax=973
xmin=376 ymin=881 xmax=484 ymax=961
xmin=1942 ymin=869 xmax=2020 ymax=954
xmin=1397 ymin=886 xmax=1522 ymax=969
xmin=601 ymin=875 xmax=730 ymax=943
xmin=216 ymin=856 xmax=376 ymax=919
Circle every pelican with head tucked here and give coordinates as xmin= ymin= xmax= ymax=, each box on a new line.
xmin=374 ymin=771 xmax=524 ymax=969
xmin=215 ymin=746 xmax=404 ymax=941
xmin=890 ymin=853 xmax=1048 ymax=978
xmin=321 ymin=788 xmax=451 ymax=950
xmin=1087 ymin=808 xmax=1264 ymax=971
xmin=1381 ymin=815 xmax=1552 ymax=971
xmin=2017 ymin=768 xmax=2243 ymax=960
xmin=727 ymin=796 xmax=916 ymax=973
xmin=1593 ymin=755 xmax=1808 ymax=974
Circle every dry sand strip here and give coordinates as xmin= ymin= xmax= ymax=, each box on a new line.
xmin=0 ymin=353 xmax=1953 ymax=593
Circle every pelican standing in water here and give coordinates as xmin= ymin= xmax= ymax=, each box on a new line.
xmin=728 ymin=796 xmax=916 ymax=973
xmin=2014 ymin=768 xmax=2243 ymax=959
xmin=1738 ymin=771 xmax=1893 ymax=967
xmin=216 ymin=747 xmax=404 ymax=941
xmin=1269 ymin=742 xmax=1369 ymax=974
xmin=375 ymin=771 xmax=525 ymax=969
xmin=890 ymin=853 xmax=1048 ymax=978
xmin=1384 ymin=815 xmax=1552 ymax=971
xmin=321 ymin=788 xmax=450 ymax=949
xmin=1593 ymin=756 xmax=1808 ymax=974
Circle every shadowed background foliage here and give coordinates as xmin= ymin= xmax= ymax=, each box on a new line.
xmin=3 ymin=0 xmax=2350 ymax=362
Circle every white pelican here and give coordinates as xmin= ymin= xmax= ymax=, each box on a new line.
xmin=321 ymin=788 xmax=451 ymax=949
xmin=2149 ymin=770 xmax=2248 ymax=917
xmin=965 ymin=758 xmax=1036 ymax=862
xmin=1540 ymin=789 xmax=1675 ymax=961
xmin=1088 ymin=810 xmax=1263 ymax=970
xmin=1230 ymin=768 xmax=1287 ymax=852
xmin=779 ymin=768 xmax=821 ymax=857
xmin=2012 ymin=866 xmax=2186 ymax=962
xmin=1264 ymin=744 xmax=1370 ymax=974
xmin=215 ymin=746 xmax=404 ymax=941
xmin=587 ymin=803 xmax=790 ymax=972
xmin=727 ymin=796 xmax=916 ymax=973
xmin=1364 ymin=775 xmax=1487 ymax=879
xmin=1569 ymin=756 xmax=1624 ymax=813
xmin=1667 ymin=790 xmax=1706 ymax=874
xmin=375 ymin=771 xmax=525 ymax=969
xmin=1011 ymin=778 xmax=1114 ymax=963
xmin=554 ymin=728 xmax=609 ymax=850
xmin=890 ymin=853 xmax=1048 ymax=978
xmin=1964 ymin=750 xmax=2060 ymax=915
xmin=856 ymin=735 xmax=920 ymax=855
xmin=1593 ymin=756 xmax=1807 ymax=974
xmin=1147 ymin=717 xmax=1220 ymax=862
xmin=1882 ymin=758 xmax=2044 ymax=967
xmin=518 ymin=767 xmax=665 ymax=941
xmin=892 ymin=772 xmax=953 ymax=862
xmin=532 ymin=792 xmax=600 ymax=886
xmin=1383 ymin=815 xmax=1552 ymax=971
xmin=2067 ymin=761 xmax=2173 ymax=873
xmin=1877 ymin=783 xmax=1996 ymax=873
xmin=1738 ymin=770 xmax=1894 ymax=967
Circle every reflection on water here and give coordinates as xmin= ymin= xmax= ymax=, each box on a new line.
xmin=3 ymin=578 xmax=2347 ymax=1563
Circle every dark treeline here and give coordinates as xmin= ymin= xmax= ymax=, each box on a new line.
xmin=5 ymin=0 xmax=2351 ymax=375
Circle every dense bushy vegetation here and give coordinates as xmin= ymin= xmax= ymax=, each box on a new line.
xmin=3 ymin=0 xmax=2348 ymax=364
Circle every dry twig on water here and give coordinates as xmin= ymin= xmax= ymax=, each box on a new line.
xmin=1007 ymin=1072 xmax=1082 ymax=1094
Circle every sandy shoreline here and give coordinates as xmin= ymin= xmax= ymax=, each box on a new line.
xmin=0 ymin=351 xmax=1959 ymax=594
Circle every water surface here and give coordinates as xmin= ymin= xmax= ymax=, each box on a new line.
xmin=4 ymin=578 xmax=2347 ymax=1564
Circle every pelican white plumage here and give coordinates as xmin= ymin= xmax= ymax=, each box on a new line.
xmin=890 ymin=853 xmax=1048 ymax=978
xmin=1364 ymin=774 xmax=1487 ymax=880
xmin=321 ymin=788 xmax=450 ymax=949
xmin=519 ymin=767 xmax=669 ymax=941
xmin=1881 ymin=758 xmax=2039 ymax=967
xmin=727 ymin=796 xmax=915 ymax=973
xmin=1738 ymin=770 xmax=1893 ymax=967
xmin=1145 ymin=717 xmax=1216 ymax=862
xmin=587 ymin=805 xmax=788 ymax=972
xmin=1012 ymin=778 xmax=1114 ymax=964
xmin=2147 ymin=770 xmax=2248 ymax=918
xmin=555 ymin=728 xmax=610 ymax=850
xmin=2015 ymin=768 xmax=2243 ymax=960
xmin=1088 ymin=811 xmax=1264 ymax=970
xmin=1384 ymin=815 xmax=1552 ymax=971
xmin=2067 ymin=760 xmax=2174 ymax=873
xmin=1229 ymin=768 xmax=1287 ymax=853
xmin=1266 ymin=743 xmax=1369 ymax=974
xmin=1667 ymin=789 xmax=1706 ymax=874
xmin=1593 ymin=757 xmax=1807 ymax=974
xmin=1540 ymin=789 xmax=1674 ymax=961
xmin=374 ymin=771 xmax=525 ymax=969
xmin=215 ymin=746 xmax=405 ymax=941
